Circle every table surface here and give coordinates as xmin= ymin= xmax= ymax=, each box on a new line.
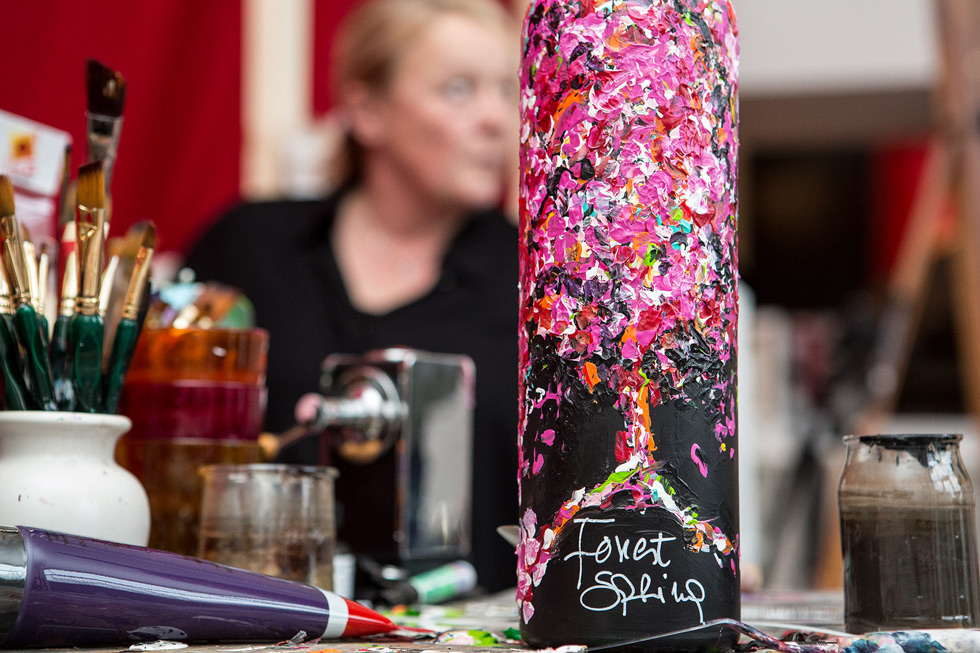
xmin=24 ymin=589 xmax=980 ymax=653
xmin=8 ymin=589 xmax=854 ymax=653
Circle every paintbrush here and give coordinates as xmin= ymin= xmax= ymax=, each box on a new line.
xmin=0 ymin=181 xmax=30 ymax=410
xmin=0 ymin=274 xmax=27 ymax=411
xmin=98 ymin=248 xmax=120 ymax=321
xmin=101 ymin=222 xmax=154 ymax=414
xmin=49 ymin=246 xmax=77 ymax=411
xmin=171 ymin=283 xmax=242 ymax=329
xmin=196 ymin=284 xmax=242 ymax=328
xmin=86 ymin=59 xmax=126 ymax=193
xmin=101 ymin=226 xmax=148 ymax=371
xmin=99 ymin=236 xmax=127 ymax=371
xmin=0 ymin=176 xmax=55 ymax=410
xmin=170 ymin=288 xmax=204 ymax=329
xmin=0 ymin=270 xmax=20 ymax=370
xmin=20 ymin=228 xmax=52 ymax=349
xmin=21 ymin=233 xmax=38 ymax=305
xmin=0 ymin=269 xmax=15 ymax=333
xmin=70 ymin=162 xmax=107 ymax=413
xmin=57 ymin=215 xmax=77 ymax=307
xmin=36 ymin=237 xmax=53 ymax=343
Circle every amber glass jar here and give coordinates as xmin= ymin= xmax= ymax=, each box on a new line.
xmin=116 ymin=328 xmax=268 ymax=556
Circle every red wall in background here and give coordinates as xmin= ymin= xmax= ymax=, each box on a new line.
xmin=312 ymin=0 xmax=516 ymax=114
xmin=0 ymin=1 xmax=242 ymax=254
xmin=868 ymin=141 xmax=930 ymax=285
xmin=313 ymin=1 xmax=360 ymax=115
xmin=2 ymin=0 xmax=510 ymax=256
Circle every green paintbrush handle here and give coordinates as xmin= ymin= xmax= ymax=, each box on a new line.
xmin=101 ymin=317 xmax=139 ymax=414
xmin=13 ymin=304 xmax=56 ymax=411
xmin=49 ymin=314 xmax=74 ymax=411
xmin=68 ymin=313 xmax=104 ymax=413
xmin=0 ymin=314 xmax=25 ymax=389
xmin=0 ymin=313 xmax=28 ymax=410
xmin=38 ymin=314 xmax=50 ymax=351
xmin=1 ymin=314 xmax=22 ymax=375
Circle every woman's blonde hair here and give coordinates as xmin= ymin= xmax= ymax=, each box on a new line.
xmin=330 ymin=0 xmax=517 ymax=187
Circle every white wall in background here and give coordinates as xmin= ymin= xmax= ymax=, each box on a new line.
xmin=242 ymin=0 xmax=314 ymax=199
xmin=737 ymin=0 xmax=939 ymax=96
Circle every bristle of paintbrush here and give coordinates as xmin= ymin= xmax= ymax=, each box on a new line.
xmin=0 ymin=176 xmax=15 ymax=217
xmin=125 ymin=221 xmax=156 ymax=254
xmin=123 ymin=222 xmax=155 ymax=322
xmin=101 ymin=221 xmax=154 ymax=368
xmin=0 ymin=177 xmax=28 ymax=302
xmin=76 ymin=162 xmax=106 ymax=211
xmin=37 ymin=239 xmax=52 ymax=315
xmin=86 ymin=59 xmax=127 ymax=118
xmin=105 ymin=237 xmax=124 ymax=259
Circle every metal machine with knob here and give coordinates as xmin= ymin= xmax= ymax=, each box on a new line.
xmin=294 ymin=348 xmax=475 ymax=573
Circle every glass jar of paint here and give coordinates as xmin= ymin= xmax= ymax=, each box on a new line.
xmin=116 ymin=327 xmax=268 ymax=556
xmin=839 ymin=433 xmax=980 ymax=634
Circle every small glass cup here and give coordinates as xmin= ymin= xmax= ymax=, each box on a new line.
xmin=197 ymin=464 xmax=338 ymax=590
xmin=838 ymin=434 xmax=980 ymax=634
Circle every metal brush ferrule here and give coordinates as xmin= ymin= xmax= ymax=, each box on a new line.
xmin=75 ymin=295 xmax=100 ymax=315
xmin=59 ymin=250 xmax=77 ymax=318
xmin=22 ymin=241 xmax=39 ymax=311
xmin=122 ymin=247 xmax=153 ymax=321
xmin=98 ymin=256 xmax=119 ymax=318
xmin=37 ymin=247 xmax=50 ymax=317
xmin=58 ymin=296 xmax=76 ymax=317
xmin=0 ymin=224 xmax=30 ymax=308
xmin=75 ymin=208 xmax=105 ymax=314
xmin=85 ymin=113 xmax=122 ymax=189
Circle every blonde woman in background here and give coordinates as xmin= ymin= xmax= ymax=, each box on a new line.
xmin=185 ymin=0 xmax=521 ymax=593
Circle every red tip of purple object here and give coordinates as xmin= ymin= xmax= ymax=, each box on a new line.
xmin=341 ymin=597 xmax=398 ymax=637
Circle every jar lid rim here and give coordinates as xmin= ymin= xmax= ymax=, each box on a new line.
xmin=198 ymin=463 xmax=338 ymax=479
xmin=844 ymin=433 xmax=963 ymax=445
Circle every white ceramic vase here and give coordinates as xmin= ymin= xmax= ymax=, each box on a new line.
xmin=0 ymin=411 xmax=150 ymax=546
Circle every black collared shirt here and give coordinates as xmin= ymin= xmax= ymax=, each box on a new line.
xmin=184 ymin=192 xmax=519 ymax=592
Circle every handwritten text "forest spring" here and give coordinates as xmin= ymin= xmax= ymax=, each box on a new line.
xmin=563 ymin=517 xmax=706 ymax=621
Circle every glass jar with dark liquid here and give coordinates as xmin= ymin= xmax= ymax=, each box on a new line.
xmin=838 ymin=434 xmax=980 ymax=634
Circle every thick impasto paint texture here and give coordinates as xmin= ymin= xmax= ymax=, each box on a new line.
xmin=518 ymin=0 xmax=739 ymax=647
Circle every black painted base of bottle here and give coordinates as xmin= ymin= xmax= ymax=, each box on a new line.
xmin=522 ymin=624 xmax=738 ymax=653
xmin=520 ymin=508 xmax=739 ymax=651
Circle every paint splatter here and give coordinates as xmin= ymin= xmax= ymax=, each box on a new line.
xmin=691 ymin=444 xmax=708 ymax=477
xmin=517 ymin=0 xmax=739 ymax=638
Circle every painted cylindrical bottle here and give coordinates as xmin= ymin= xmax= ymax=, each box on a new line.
xmin=518 ymin=0 xmax=739 ymax=649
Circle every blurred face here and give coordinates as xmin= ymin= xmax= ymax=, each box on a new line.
xmin=356 ymin=13 xmax=518 ymax=211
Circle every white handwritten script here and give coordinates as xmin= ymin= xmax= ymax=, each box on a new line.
xmin=563 ymin=517 xmax=706 ymax=622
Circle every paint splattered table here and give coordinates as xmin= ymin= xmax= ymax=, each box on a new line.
xmin=29 ymin=630 xmax=980 ymax=653
xmin=17 ymin=589 xmax=980 ymax=653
